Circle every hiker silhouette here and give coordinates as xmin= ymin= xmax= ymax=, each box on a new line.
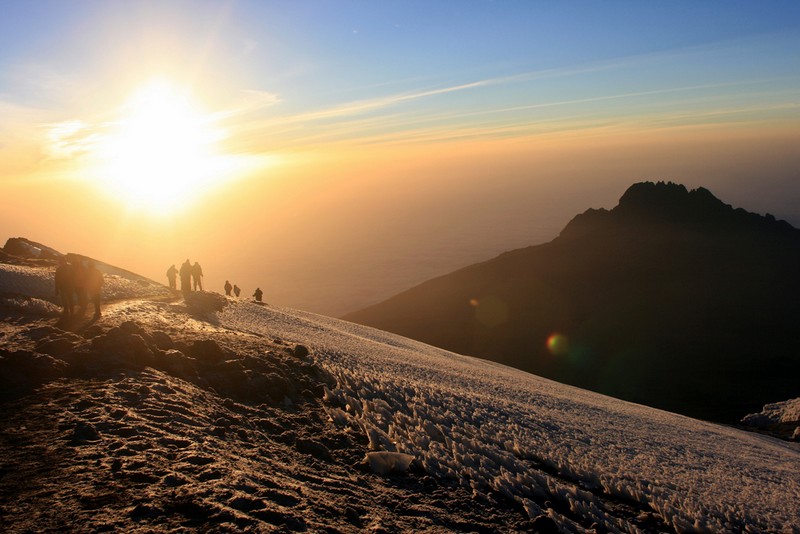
xmin=233 ymin=284 xmax=241 ymax=297
xmin=54 ymin=257 xmax=74 ymax=317
xmin=253 ymin=287 xmax=263 ymax=302
xmin=224 ymin=280 xmax=232 ymax=296
xmin=86 ymin=260 xmax=104 ymax=318
xmin=192 ymin=262 xmax=203 ymax=291
xmin=73 ymin=259 xmax=88 ymax=315
xmin=166 ymin=264 xmax=178 ymax=290
xmin=179 ymin=260 xmax=192 ymax=295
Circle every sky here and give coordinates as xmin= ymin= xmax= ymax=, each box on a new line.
xmin=1 ymin=0 xmax=799 ymax=315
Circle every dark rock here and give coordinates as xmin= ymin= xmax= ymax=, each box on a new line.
xmin=255 ymin=418 xmax=284 ymax=433
xmin=197 ymin=469 xmax=223 ymax=481
xmin=529 ymin=514 xmax=559 ymax=534
xmin=214 ymin=417 xmax=232 ymax=427
xmin=25 ymin=326 xmax=63 ymax=341
xmin=265 ymin=373 xmax=291 ymax=401
xmin=157 ymin=349 xmax=196 ymax=378
xmin=119 ymin=321 xmax=144 ymax=335
xmin=277 ymin=430 xmax=297 ymax=445
xmin=311 ymin=383 xmax=326 ymax=398
xmin=119 ymin=321 xmax=154 ymax=345
xmin=344 ymin=506 xmax=361 ymax=523
xmin=0 ymin=349 xmax=68 ymax=389
xmin=163 ymin=474 xmax=189 ymax=487
xmin=188 ymin=339 xmax=226 ymax=364
xmin=82 ymin=325 xmax=104 ymax=339
xmin=130 ymin=502 xmax=162 ymax=520
xmin=3 ymin=237 xmax=61 ymax=259
xmin=35 ymin=336 xmax=78 ymax=356
xmin=184 ymin=291 xmax=227 ymax=315
xmin=70 ymin=421 xmax=101 ymax=444
xmin=293 ymin=344 xmax=310 ymax=358
xmin=229 ymin=496 xmax=266 ymax=512
xmin=295 ymin=438 xmax=332 ymax=461
xmin=150 ymin=331 xmax=175 ymax=350
xmin=90 ymin=328 xmax=155 ymax=368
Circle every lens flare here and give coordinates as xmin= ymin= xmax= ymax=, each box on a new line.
xmin=547 ymin=333 xmax=569 ymax=356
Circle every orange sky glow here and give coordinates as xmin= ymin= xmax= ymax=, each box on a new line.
xmin=2 ymin=2 xmax=799 ymax=315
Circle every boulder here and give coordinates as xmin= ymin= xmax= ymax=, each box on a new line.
xmin=90 ymin=328 xmax=155 ymax=368
xmin=188 ymin=339 xmax=227 ymax=365
xmin=150 ymin=331 xmax=175 ymax=350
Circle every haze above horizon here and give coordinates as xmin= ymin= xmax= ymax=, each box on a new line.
xmin=2 ymin=1 xmax=799 ymax=315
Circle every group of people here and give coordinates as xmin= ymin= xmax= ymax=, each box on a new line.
xmin=225 ymin=280 xmax=264 ymax=302
xmin=166 ymin=260 xmax=203 ymax=295
xmin=223 ymin=280 xmax=241 ymax=297
xmin=54 ymin=256 xmax=104 ymax=319
xmin=166 ymin=262 xmax=264 ymax=303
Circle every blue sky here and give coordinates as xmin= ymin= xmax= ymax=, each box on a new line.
xmin=3 ymin=1 xmax=799 ymax=114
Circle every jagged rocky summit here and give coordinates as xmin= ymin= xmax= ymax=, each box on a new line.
xmin=561 ymin=181 xmax=797 ymax=239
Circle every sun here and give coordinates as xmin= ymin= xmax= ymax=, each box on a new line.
xmin=90 ymin=79 xmax=236 ymax=214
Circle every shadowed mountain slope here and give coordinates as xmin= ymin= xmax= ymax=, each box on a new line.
xmin=344 ymin=182 xmax=800 ymax=422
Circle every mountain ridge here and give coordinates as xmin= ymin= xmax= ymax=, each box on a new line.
xmin=344 ymin=181 xmax=800 ymax=423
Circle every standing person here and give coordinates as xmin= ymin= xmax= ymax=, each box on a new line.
xmin=253 ymin=287 xmax=263 ymax=302
xmin=224 ymin=280 xmax=232 ymax=296
xmin=54 ymin=257 xmax=74 ymax=317
xmin=233 ymin=284 xmax=241 ymax=297
xmin=85 ymin=260 xmax=104 ymax=318
xmin=192 ymin=262 xmax=203 ymax=291
xmin=166 ymin=264 xmax=178 ymax=290
xmin=73 ymin=259 xmax=88 ymax=316
xmin=179 ymin=259 xmax=192 ymax=296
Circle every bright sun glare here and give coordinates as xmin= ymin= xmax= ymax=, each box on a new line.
xmin=90 ymin=79 xmax=235 ymax=214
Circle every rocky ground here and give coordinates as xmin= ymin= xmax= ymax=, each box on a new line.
xmin=0 ymin=292 xmax=542 ymax=533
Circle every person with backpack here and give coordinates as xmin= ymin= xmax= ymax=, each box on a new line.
xmin=179 ymin=259 xmax=192 ymax=296
xmin=166 ymin=264 xmax=178 ymax=290
xmin=85 ymin=260 xmax=104 ymax=318
xmin=192 ymin=262 xmax=204 ymax=291
xmin=54 ymin=257 xmax=74 ymax=317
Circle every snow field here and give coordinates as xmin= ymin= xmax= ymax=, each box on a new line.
xmin=220 ymin=301 xmax=800 ymax=533
xmin=0 ymin=263 xmax=170 ymax=305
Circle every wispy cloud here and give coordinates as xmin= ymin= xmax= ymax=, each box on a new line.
xmin=44 ymin=120 xmax=99 ymax=158
xmin=222 ymin=68 xmax=800 ymax=153
xmin=219 ymin=31 xmax=800 ymax=152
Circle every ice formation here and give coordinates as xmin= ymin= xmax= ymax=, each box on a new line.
xmin=221 ymin=302 xmax=800 ymax=533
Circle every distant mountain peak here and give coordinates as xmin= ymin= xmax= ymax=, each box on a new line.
xmin=560 ymin=181 xmax=795 ymax=239
xmin=615 ymin=181 xmax=727 ymax=219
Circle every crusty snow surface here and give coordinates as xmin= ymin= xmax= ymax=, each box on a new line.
xmin=1 ymin=261 xmax=799 ymax=533
xmin=223 ymin=303 xmax=800 ymax=533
